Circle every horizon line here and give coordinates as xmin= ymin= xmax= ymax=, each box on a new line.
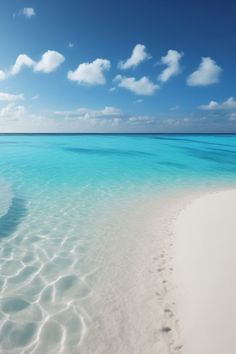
xmin=0 ymin=132 xmax=235 ymax=135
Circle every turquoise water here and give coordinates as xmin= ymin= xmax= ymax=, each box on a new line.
xmin=1 ymin=134 xmax=236 ymax=194
xmin=0 ymin=134 xmax=236 ymax=353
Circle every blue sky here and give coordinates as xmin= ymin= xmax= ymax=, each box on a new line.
xmin=0 ymin=0 xmax=235 ymax=132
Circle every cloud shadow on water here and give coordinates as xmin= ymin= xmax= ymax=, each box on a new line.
xmin=157 ymin=160 xmax=186 ymax=169
xmin=183 ymin=146 xmax=236 ymax=167
xmin=64 ymin=147 xmax=154 ymax=157
xmin=151 ymin=135 xmax=236 ymax=149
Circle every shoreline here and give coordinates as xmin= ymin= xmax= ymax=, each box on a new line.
xmin=173 ymin=188 xmax=236 ymax=354
xmin=1 ymin=184 xmax=234 ymax=353
xmin=78 ymin=184 xmax=236 ymax=354
xmin=77 ymin=189 xmax=188 ymax=354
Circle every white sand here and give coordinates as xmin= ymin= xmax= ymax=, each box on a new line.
xmin=173 ymin=189 xmax=236 ymax=354
xmin=78 ymin=192 xmax=184 ymax=354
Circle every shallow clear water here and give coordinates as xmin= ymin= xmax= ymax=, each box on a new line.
xmin=0 ymin=134 xmax=236 ymax=353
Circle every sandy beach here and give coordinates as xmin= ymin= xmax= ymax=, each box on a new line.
xmin=1 ymin=133 xmax=236 ymax=353
xmin=173 ymin=189 xmax=236 ymax=354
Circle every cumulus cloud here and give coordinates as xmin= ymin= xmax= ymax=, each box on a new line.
xmin=2 ymin=102 xmax=232 ymax=133
xmin=200 ymin=97 xmax=236 ymax=110
xmin=53 ymin=106 xmax=158 ymax=130
xmin=14 ymin=8 xmax=36 ymax=19
xmin=0 ymin=92 xmax=24 ymax=102
xmin=0 ymin=70 xmax=7 ymax=81
xmin=1 ymin=104 xmax=156 ymax=133
xmin=11 ymin=54 xmax=35 ymax=75
xmin=67 ymin=59 xmax=110 ymax=85
xmin=53 ymin=106 xmax=124 ymax=129
xmin=158 ymin=49 xmax=183 ymax=83
xmin=164 ymin=117 xmax=194 ymax=127
xmin=114 ymin=75 xmax=158 ymax=95
xmin=0 ymin=50 xmax=65 ymax=79
xmin=128 ymin=116 xmax=154 ymax=124
xmin=55 ymin=106 xmax=122 ymax=120
xmin=0 ymin=103 xmax=147 ymax=133
xmin=187 ymin=57 xmax=222 ymax=86
xmin=0 ymin=103 xmax=27 ymax=121
xmin=34 ymin=50 xmax=65 ymax=73
xmin=22 ymin=8 xmax=35 ymax=18
xmin=119 ymin=44 xmax=151 ymax=70
xmin=0 ymin=104 xmax=55 ymax=132
xmin=198 ymin=97 xmax=236 ymax=128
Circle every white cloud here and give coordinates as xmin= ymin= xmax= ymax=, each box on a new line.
xmin=128 ymin=116 xmax=154 ymax=124
xmin=200 ymin=97 xmax=236 ymax=110
xmin=158 ymin=49 xmax=183 ymax=83
xmin=0 ymin=104 xmax=55 ymax=132
xmin=100 ymin=106 xmax=121 ymax=116
xmin=53 ymin=106 xmax=124 ymax=129
xmin=22 ymin=8 xmax=35 ymax=18
xmin=2 ymin=103 xmax=231 ymax=133
xmin=165 ymin=117 xmax=193 ymax=126
xmin=34 ymin=50 xmax=65 ymax=73
xmin=200 ymin=101 xmax=219 ymax=110
xmin=0 ymin=92 xmax=24 ymax=102
xmin=14 ymin=8 xmax=36 ymax=19
xmin=0 ymin=103 xmax=27 ymax=120
xmin=11 ymin=54 xmax=35 ymax=75
xmin=0 ymin=70 xmax=7 ymax=81
xmin=0 ymin=50 xmax=65 ymax=79
xmin=119 ymin=44 xmax=151 ymax=70
xmin=55 ymin=106 xmax=121 ymax=120
xmin=52 ymin=106 xmax=158 ymax=130
xmin=114 ymin=75 xmax=158 ymax=95
xmin=187 ymin=57 xmax=222 ymax=86
xmin=0 ymin=104 xmax=125 ymax=131
xmin=67 ymin=58 xmax=110 ymax=85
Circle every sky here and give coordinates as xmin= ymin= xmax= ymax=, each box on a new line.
xmin=0 ymin=0 xmax=236 ymax=133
